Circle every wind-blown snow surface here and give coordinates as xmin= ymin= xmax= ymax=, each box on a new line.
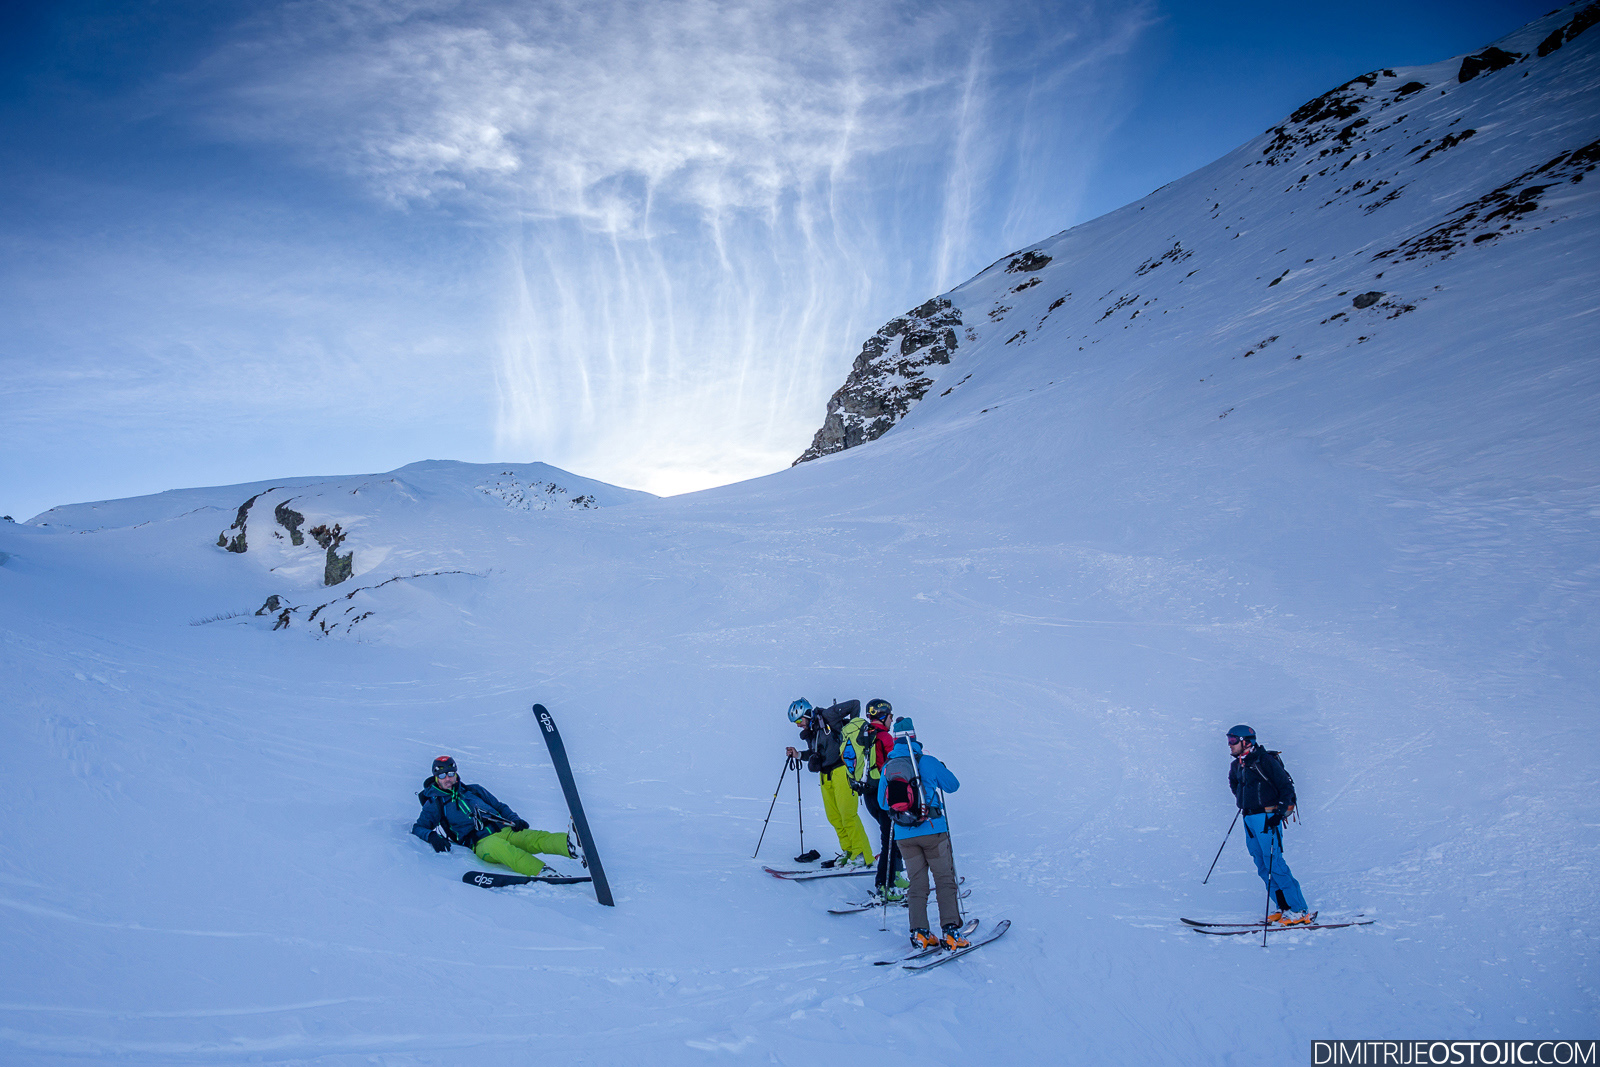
xmin=4 ymin=12 xmax=1599 ymax=1067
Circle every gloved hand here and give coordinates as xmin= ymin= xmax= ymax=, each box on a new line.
xmin=429 ymin=832 xmax=452 ymax=853
xmin=510 ymin=819 xmax=529 ymax=832
xmin=1265 ymin=810 xmax=1284 ymax=830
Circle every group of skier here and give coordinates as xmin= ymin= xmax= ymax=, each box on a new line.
xmin=407 ymin=709 xmax=1314 ymax=950
xmin=784 ymin=697 xmax=969 ymax=951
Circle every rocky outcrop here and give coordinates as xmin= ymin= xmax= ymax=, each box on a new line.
xmin=794 ymin=298 xmax=963 ymax=464
xmin=308 ymin=524 xmax=353 ymax=586
xmin=1538 ymin=2 xmax=1599 ymax=56
xmin=274 ymin=502 xmax=305 ymax=545
xmin=1458 ymin=46 xmax=1523 ymax=82
xmin=1375 ymin=138 xmax=1600 ymax=261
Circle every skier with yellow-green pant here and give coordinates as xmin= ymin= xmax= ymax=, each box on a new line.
xmin=412 ymin=756 xmax=578 ymax=878
xmin=786 ymin=698 xmax=874 ymax=868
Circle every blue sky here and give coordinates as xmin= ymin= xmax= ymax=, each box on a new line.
xmin=0 ymin=0 xmax=1551 ymax=519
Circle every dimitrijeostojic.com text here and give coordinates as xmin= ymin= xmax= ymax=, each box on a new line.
xmin=1313 ymin=1043 xmax=1597 ymax=1065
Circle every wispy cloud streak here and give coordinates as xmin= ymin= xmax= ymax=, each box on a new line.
xmin=185 ymin=0 xmax=1151 ymax=493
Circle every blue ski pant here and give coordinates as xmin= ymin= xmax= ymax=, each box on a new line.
xmin=1242 ymin=813 xmax=1308 ymax=912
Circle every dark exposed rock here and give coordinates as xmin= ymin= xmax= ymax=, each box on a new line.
xmin=1539 ymin=2 xmax=1600 ymax=55
xmin=256 ymin=594 xmax=282 ymax=616
xmin=305 ymin=522 xmax=353 ymax=585
xmin=794 ymin=298 xmax=963 ymax=464
xmin=1136 ymin=242 xmax=1193 ymax=276
xmin=1261 ymin=73 xmax=1387 ymax=166
xmin=325 ymin=547 xmax=354 ymax=587
xmin=1395 ymin=81 xmax=1427 ymax=96
xmin=217 ymin=491 xmax=266 ymax=553
xmin=1415 ymin=128 xmax=1476 ymax=164
xmin=1353 ymin=291 xmax=1385 ymax=309
xmin=307 ymin=523 xmax=344 ymax=551
xmin=1458 ymin=47 xmax=1522 ymax=83
xmin=1005 ymin=251 xmax=1052 ymax=273
xmin=274 ymin=502 xmax=305 ymax=546
xmin=1376 ymin=137 xmax=1600 ymax=261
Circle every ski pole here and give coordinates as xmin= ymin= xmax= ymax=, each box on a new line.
xmin=753 ymin=755 xmax=794 ymax=858
xmin=1202 ymin=810 xmax=1240 ymax=884
xmin=941 ymin=790 xmax=963 ymax=924
xmin=795 ymin=755 xmax=805 ymax=855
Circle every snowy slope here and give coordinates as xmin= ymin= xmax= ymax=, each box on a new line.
xmin=2 ymin=7 xmax=1598 ymax=1065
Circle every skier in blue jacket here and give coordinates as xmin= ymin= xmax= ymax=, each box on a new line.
xmin=877 ymin=717 xmax=967 ymax=950
xmin=412 ymin=756 xmax=577 ymax=878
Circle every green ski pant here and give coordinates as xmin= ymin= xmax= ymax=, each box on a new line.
xmin=472 ymin=827 xmax=569 ymax=877
xmin=819 ymin=765 xmax=874 ymax=863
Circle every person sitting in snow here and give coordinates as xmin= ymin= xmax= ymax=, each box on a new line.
xmin=878 ymin=716 xmax=967 ymax=950
xmin=1226 ymin=725 xmax=1312 ymax=925
xmin=785 ymin=698 xmax=875 ymax=869
xmin=412 ymin=756 xmax=577 ymax=878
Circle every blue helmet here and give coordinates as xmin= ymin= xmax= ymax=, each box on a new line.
xmin=1226 ymin=724 xmax=1256 ymax=742
xmin=787 ymin=698 xmax=813 ymax=723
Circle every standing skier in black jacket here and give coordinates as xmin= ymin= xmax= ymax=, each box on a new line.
xmin=1227 ymin=725 xmax=1312 ymax=925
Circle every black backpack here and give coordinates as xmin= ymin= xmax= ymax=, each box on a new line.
xmin=882 ymin=752 xmax=942 ymax=827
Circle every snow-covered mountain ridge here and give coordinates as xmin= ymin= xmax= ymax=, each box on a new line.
xmin=25 ymin=460 xmax=655 ymax=637
xmin=799 ymin=2 xmax=1599 ymax=469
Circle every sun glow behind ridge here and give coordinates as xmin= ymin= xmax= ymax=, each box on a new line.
xmin=186 ymin=0 xmax=1149 ymax=495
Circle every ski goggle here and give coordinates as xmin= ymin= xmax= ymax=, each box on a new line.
xmin=436 ymin=769 xmax=459 ymax=778
xmin=1227 ymin=736 xmax=1249 ymax=745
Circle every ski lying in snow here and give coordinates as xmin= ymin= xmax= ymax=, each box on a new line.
xmin=1190 ymin=920 xmax=1372 ymax=935
xmin=463 ymin=870 xmax=593 ymax=888
xmin=763 ymin=865 xmax=874 ymax=881
xmin=830 ymin=883 xmax=969 ymax=914
xmin=902 ymin=919 xmax=1011 ymax=971
xmin=1180 ymin=912 xmax=1320 ymax=928
xmin=534 ymin=703 xmax=614 ymax=907
xmin=872 ymin=919 xmax=981 ymax=965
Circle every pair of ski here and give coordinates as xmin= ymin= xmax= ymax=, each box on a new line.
xmin=1180 ymin=913 xmax=1372 ymax=935
xmin=458 ymin=704 xmax=614 ymax=904
xmin=828 ymin=879 xmax=969 ymax=914
xmin=872 ymin=918 xmax=1011 ymax=971
xmin=763 ymin=865 xmax=875 ymax=882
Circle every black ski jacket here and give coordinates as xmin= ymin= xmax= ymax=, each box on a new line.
xmin=1228 ymin=747 xmax=1297 ymax=813
xmin=799 ymin=699 xmax=858 ymax=774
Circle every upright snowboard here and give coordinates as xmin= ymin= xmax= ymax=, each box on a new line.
xmin=534 ymin=703 xmax=615 ymax=907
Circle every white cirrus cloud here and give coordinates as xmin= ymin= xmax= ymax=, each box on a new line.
xmin=178 ymin=0 xmax=1153 ymax=494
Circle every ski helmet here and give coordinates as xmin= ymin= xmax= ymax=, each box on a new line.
xmin=432 ymin=755 xmax=458 ymax=777
xmin=1226 ymin=725 xmax=1256 ymax=743
xmin=866 ymin=698 xmax=892 ymax=720
xmin=787 ymin=698 xmax=813 ymax=723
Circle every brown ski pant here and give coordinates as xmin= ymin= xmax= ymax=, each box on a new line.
xmin=897 ymin=831 xmax=960 ymax=932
